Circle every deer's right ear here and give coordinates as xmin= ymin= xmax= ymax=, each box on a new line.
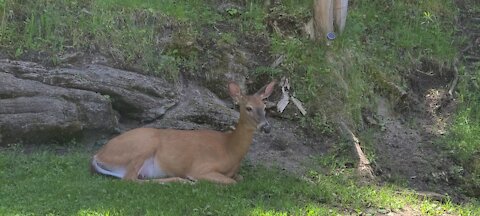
xmin=255 ymin=81 xmax=276 ymax=100
xmin=228 ymin=82 xmax=243 ymax=103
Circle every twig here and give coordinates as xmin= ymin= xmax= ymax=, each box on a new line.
xmin=415 ymin=69 xmax=434 ymax=76
xmin=395 ymin=191 xmax=448 ymax=203
xmin=270 ymin=55 xmax=285 ymax=68
xmin=291 ymin=96 xmax=307 ymax=116
xmin=447 ymin=64 xmax=459 ymax=99
xmin=339 ymin=122 xmax=375 ymax=180
xmin=461 ymin=44 xmax=473 ymax=53
xmin=465 ymin=56 xmax=480 ymax=61
xmin=415 ymin=191 xmax=448 ymax=202
xmin=277 ymin=78 xmax=290 ymax=113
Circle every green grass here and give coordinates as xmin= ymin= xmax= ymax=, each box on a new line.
xmin=441 ymin=0 xmax=480 ymax=194
xmin=448 ymin=68 xmax=480 ymax=161
xmin=0 ymin=0 xmax=458 ymax=109
xmin=0 ymin=0 xmax=218 ymax=78
xmin=445 ymin=64 xmax=480 ymax=191
xmin=0 ymin=147 xmax=478 ymax=216
xmin=266 ymin=0 xmax=457 ymax=130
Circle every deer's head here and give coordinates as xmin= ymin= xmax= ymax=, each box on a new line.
xmin=228 ymin=81 xmax=276 ymax=133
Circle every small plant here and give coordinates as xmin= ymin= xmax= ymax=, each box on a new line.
xmin=226 ymin=7 xmax=240 ymax=17
xmin=156 ymin=55 xmax=180 ymax=82
xmin=311 ymin=113 xmax=335 ymax=136
xmin=421 ymin=11 xmax=436 ymax=25
xmin=218 ymin=32 xmax=237 ymax=45
xmin=252 ymin=66 xmax=282 ymax=78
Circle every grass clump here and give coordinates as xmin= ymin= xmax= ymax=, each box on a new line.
xmin=0 ymin=0 xmax=216 ymax=80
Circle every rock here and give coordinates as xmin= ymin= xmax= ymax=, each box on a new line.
xmin=0 ymin=72 xmax=118 ymax=145
xmin=0 ymin=59 xmax=177 ymax=121
xmin=0 ymin=59 xmax=178 ymax=145
xmin=147 ymin=82 xmax=238 ymax=131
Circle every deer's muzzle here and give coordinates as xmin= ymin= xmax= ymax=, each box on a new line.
xmin=259 ymin=122 xmax=271 ymax=133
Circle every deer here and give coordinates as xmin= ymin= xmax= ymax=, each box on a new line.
xmin=91 ymin=81 xmax=276 ymax=184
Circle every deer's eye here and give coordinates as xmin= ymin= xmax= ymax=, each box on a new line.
xmin=246 ymin=107 xmax=253 ymax=112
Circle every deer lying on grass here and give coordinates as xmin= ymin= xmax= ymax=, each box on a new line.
xmin=91 ymin=81 xmax=276 ymax=184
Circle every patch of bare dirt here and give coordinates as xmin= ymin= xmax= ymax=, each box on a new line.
xmin=247 ymin=117 xmax=332 ymax=174
xmin=371 ymin=0 xmax=480 ymax=200
xmin=372 ymin=59 xmax=464 ymax=201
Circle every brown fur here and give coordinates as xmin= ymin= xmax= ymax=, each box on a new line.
xmin=91 ymin=81 xmax=276 ymax=184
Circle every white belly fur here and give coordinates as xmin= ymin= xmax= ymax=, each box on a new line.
xmin=138 ymin=157 xmax=168 ymax=179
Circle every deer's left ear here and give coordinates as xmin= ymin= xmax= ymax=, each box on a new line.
xmin=228 ymin=81 xmax=243 ymax=104
xmin=255 ymin=81 xmax=276 ymax=100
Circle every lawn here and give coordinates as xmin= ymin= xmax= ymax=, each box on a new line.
xmin=0 ymin=147 xmax=479 ymax=216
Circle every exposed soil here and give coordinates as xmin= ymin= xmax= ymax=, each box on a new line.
xmin=246 ymin=117 xmax=332 ymax=174
xmin=371 ymin=0 xmax=480 ymax=202
xmin=372 ymin=59 xmax=461 ymax=199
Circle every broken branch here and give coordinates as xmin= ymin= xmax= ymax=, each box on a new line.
xmin=340 ymin=122 xmax=375 ymax=180
xmin=447 ymin=64 xmax=459 ymax=99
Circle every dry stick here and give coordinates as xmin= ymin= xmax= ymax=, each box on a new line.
xmin=415 ymin=191 xmax=448 ymax=203
xmin=461 ymin=44 xmax=473 ymax=53
xmin=270 ymin=55 xmax=285 ymax=68
xmin=386 ymin=81 xmax=408 ymax=100
xmin=465 ymin=56 xmax=480 ymax=61
xmin=448 ymin=64 xmax=459 ymax=99
xmin=340 ymin=122 xmax=375 ymax=180
xmin=373 ymin=71 xmax=408 ymax=101
xmin=395 ymin=191 xmax=448 ymax=203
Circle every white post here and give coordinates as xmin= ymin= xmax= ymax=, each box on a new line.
xmin=334 ymin=0 xmax=348 ymax=34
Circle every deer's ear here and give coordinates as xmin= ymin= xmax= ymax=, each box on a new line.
xmin=228 ymin=82 xmax=243 ymax=103
xmin=255 ymin=81 xmax=276 ymax=100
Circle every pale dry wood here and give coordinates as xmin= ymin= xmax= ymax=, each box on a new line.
xmin=447 ymin=64 xmax=459 ymax=99
xmin=340 ymin=122 xmax=375 ymax=180
xmin=313 ymin=0 xmax=334 ymax=41
xmin=291 ymin=96 xmax=307 ymax=116
xmin=277 ymin=77 xmax=290 ymax=113
xmin=333 ymin=0 xmax=348 ymax=34
xmin=270 ymin=55 xmax=285 ymax=68
xmin=396 ymin=191 xmax=448 ymax=203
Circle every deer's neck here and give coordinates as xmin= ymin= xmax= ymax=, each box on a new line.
xmin=227 ymin=110 xmax=256 ymax=162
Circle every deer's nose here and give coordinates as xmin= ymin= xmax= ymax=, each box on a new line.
xmin=260 ymin=122 xmax=271 ymax=133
